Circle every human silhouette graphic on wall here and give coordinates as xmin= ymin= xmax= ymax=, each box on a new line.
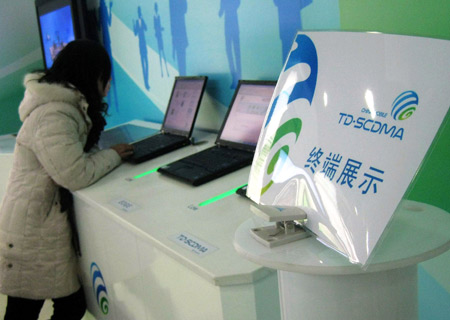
xmin=169 ymin=0 xmax=188 ymax=76
xmin=133 ymin=6 xmax=150 ymax=90
xmin=99 ymin=0 xmax=119 ymax=111
xmin=154 ymin=3 xmax=170 ymax=77
xmin=274 ymin=0 xmax=313 ymax=63
xmin=219 ymin=0 xmax=241 ymax=89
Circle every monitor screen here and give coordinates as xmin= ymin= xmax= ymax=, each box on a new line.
xmin=36 ymin=0 xmax=76 ymax=69
xmin=162 ymin=77 xmax=207 ymax=134
xmin=219 ymin=82 xmax=276 ymax=147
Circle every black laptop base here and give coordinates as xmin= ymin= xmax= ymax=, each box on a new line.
xmin=158 ymin=159 xmax=252 ymax=186
xmin=129 ymin=136 xmax=191 ymax=164
xmin=157 ymin=147 xmax=254 ymax=186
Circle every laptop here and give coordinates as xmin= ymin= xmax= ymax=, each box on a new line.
xmin=158 ymin=80 xmax=276 ymax=186
xmin=129 ymin=76 xmax=208 ymax=163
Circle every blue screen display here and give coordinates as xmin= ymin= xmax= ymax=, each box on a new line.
xmin=39 ymin=5 xmax=75 ymax=68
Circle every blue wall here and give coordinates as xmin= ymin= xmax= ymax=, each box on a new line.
xmin=100 ymin=0 xmax=339 ymax=128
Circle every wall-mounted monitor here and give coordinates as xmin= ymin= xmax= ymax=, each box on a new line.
xmin=35 ymin=0 xmax=96 ymax=69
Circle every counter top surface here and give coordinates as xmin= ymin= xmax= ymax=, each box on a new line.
xmin=73 ymin=121 xmax=272 ymax=286
xmin=234 ymin=200 xmax=450 ymax=275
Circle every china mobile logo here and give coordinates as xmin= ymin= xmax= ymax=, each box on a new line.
xmin=261 ymin=34 xmax=318 ymax=195
xmin=391 ymin=90 xmax=418 ymax=120
xmin=338 ymin=90 xmax=419 ymax=141
xmin=90 ymin=262 xmax=109 ymax=315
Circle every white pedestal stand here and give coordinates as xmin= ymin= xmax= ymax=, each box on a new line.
xmin=234 ymin=200 xmax=450 ymax=320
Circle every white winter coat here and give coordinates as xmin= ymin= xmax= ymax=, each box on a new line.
xmin=0 ymin=73 xmax=121 ymax=299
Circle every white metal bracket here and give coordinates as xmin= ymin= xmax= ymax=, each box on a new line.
xmin=249 ymin=203 xmax=310 ymax=248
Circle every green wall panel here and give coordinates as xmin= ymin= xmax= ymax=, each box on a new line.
xmin=339 ymin=0 xmax=450 ymax=40
xmin=0 ymin=60 xmax=43 ymax=135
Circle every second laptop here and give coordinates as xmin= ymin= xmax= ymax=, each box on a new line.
xmin=158 ymin=79 xmax=276 ymax=186
xmin=129 ymin=76 xmax=208 ymax=163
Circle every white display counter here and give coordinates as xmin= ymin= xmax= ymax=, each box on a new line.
xmin=73 ymin=122 xmax=281 ymax=320
xmin=234 ymin=200 xmax=450 ymax=320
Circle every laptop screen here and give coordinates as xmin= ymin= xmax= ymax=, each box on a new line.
xmin=217 ymin=81 xmax=276 ymax=149
xmin=162 ymin=76 xmax=207 ymax=136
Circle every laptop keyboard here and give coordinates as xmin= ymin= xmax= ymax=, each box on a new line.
xmin=133 ymin=134 xmax=187 ymax=154
xmin=182 ymin=147 xmax=253 ymax=172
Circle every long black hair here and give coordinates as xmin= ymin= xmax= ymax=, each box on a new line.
xmin=39 ymin=40 xmax=112 ymax=255
xmin=39 ymin=39 xmax=111 ymax=151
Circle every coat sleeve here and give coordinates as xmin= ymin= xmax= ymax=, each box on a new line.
xmin=31 ymin=103 xmax=122 ymax=191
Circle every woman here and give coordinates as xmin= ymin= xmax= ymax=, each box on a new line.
xmin=0 ymin=40 xmax=133 ymax=319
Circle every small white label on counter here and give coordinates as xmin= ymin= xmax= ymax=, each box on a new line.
xmin=170 ymin=232 xmax=218 ymax=257
xmin=110 ymin=198 xmax=139 ymax=212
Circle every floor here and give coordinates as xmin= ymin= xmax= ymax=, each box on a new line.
xmin=0 ymin=293 xmax=96 ymax=320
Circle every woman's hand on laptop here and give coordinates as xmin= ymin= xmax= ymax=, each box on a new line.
xmin=111 ymin=144 xmax=135 ymax=159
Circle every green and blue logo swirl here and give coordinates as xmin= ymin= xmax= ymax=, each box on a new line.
xmin=261 ymin=34 xmax=318 ymax=195
xmin=90 ymin=262 xmax=109 ymax=315
xmin=264 ymin=34 xmax=318 ymax=128
xmin=391 ymin=90 xmax=418 ymax=121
